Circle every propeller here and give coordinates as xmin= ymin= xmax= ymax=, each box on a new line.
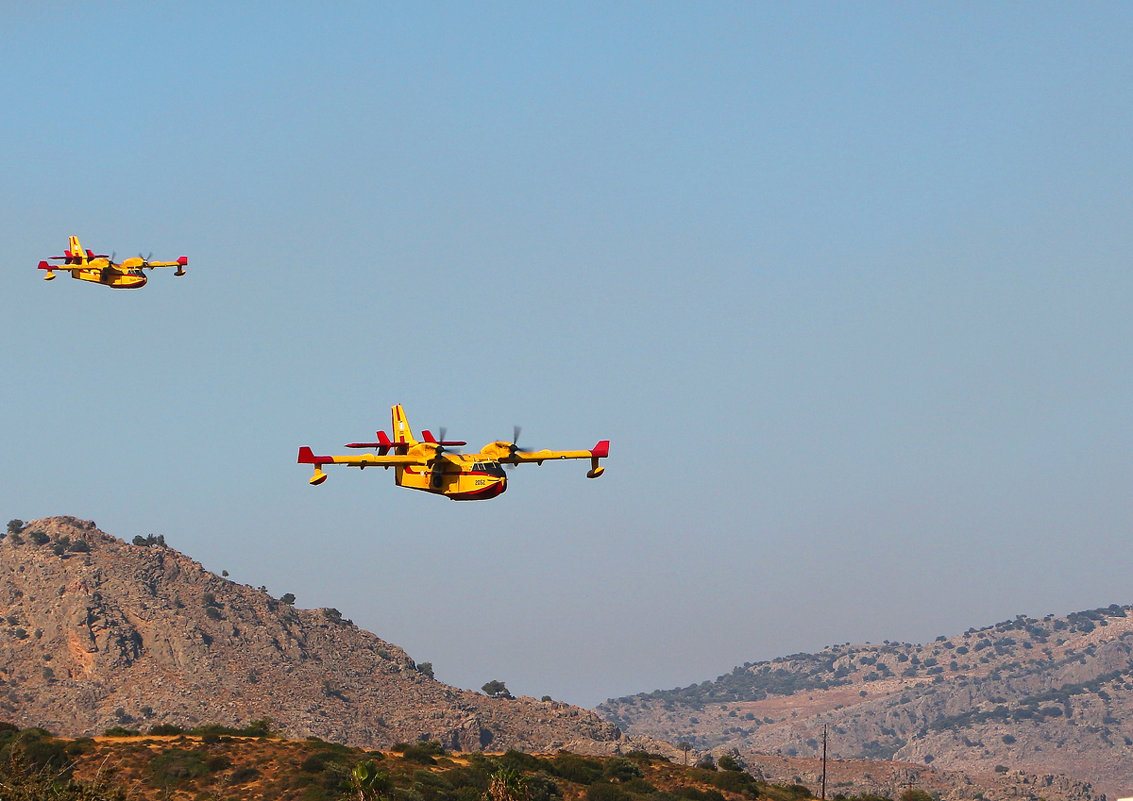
xmin=427 ymin=428 xmax=467 ymax=473
xmin=504 ymin=425 xmax=539 ymax=467
xmin=422 ymin=427 xmax=466 ymax=451
xmin=427 ymin=426 xmax=458 ymax=489
xmin=139 ymin=251 xmax=154 ymax=269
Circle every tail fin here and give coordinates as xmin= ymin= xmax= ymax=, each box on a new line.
xmin=67 ymin=236 xmax=88 ymax=266
xmin=390 ymin=404 xmax=417 ymax=446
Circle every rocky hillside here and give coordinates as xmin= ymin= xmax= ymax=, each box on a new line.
xmin=599 ymin=606 xmax=1132 ymax=799
xmin=0 ymin=516 xmax=626 ymax=753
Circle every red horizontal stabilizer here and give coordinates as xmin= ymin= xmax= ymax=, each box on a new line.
xmin=345 ymin=442 xmax=381 ymax=449
xmin=590 ymin=440 xmax=610 ymax=459
xmin=297 ymin=446 xmax=326 ymax=465
xmin=421 ymin=430 xmax=466 ymax=446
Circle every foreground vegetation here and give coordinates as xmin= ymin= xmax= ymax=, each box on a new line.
xmin=0 ymin=722 xmax=840 ymax=801
xmin=0 ymin=722 xmax=952 ymax=801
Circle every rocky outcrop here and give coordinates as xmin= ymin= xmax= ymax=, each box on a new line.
xmin=600 ymin=606 xmax=1131 ymax=799
xmin=0 ymin=516 xmax=623 ymax=753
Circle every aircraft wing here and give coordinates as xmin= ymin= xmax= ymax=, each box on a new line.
xmin=503 ymin=440 xmax=610 ymax=465
xmin=297 ymin=447 xmax=426 ymax=469
xmin=141 ymin=257 xmax=188 ymax=270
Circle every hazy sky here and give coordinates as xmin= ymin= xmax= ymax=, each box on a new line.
xmin=3 ymin=3 xmax=1132 ymax=709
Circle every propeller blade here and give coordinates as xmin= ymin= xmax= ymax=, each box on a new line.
xmin=503 ymin=425 xmax=524 ymax=467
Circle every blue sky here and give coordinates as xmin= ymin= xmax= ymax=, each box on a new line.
xmin=3 ymin=3 xmax=1132 ymax=708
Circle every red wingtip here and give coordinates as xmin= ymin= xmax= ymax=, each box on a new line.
xmin=37 ymin=261 xmax=50 ymax=270
xmin=591 ymin=440 xmax=610 ymax=459
xmin=297 ymin=446 xmax=317 ymax=464
xmin=177 ymin=256 xmax=188 ymax=265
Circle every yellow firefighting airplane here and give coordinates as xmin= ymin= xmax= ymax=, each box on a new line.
xmin=38 ymin=236 xmax=187 ymax=289
xmin=298 ymin=404 xmax=609 ymax=501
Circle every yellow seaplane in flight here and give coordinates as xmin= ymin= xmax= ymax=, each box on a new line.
xmin=298 ymin=404 xmax=609 ymax=501
xmin=38 ymin=236 xmax=187 ymax=289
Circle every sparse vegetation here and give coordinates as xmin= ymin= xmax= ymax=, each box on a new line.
xmin=131 ymin=534 xmax=166 ymax=547
xmin=482 ymin=680 xmax=511 ymax=698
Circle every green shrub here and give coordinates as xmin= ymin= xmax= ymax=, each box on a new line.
xmin=398 ymin=740 xmax=447 ymax=764
xmin=0 ymin=729 xmax=69 ymax=776
xmin=64 ymin=737 xmax=95 ymax=757
xmin=102 ymin=727 xmax=140 ymax=737
xmin=675 ymin=788 xmax=726 ymax=801
xmin=550 ymin=753 xmax=603 ymax=785
xmin=620 ymin=778 xmax=657 ymax=795
xmin=189 ymin=719 xmax=274 ymax=738
xmin=149 ymin=748 xmax=212 ymax=785
xmin=706 ymin=769 xmax=759 ymax=797
xmin=603 ymin=757 xmax=643 ymax=782
xmin=526 ymin=773 xmax=563 ymax=801
xmin=0 ymin=754 xmax=126 ymax=800
xmin=302 ymin=752 xmax=336 ymax=773
xmin=206 ymin=754 xmax=232 ymax=772
xmin=230 ymin=766 xmax=261 ymax=784
xmin=586 ymin=782 xmax=632 ymax=801
xmin=501 ymin=750 xmax=544 ymax=772
xmin=717 ymin=754 xmax=742 ymax=771
xmin=482 ymin=680 xmax=510 ymax=697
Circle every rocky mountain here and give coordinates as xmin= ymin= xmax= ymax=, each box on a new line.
xmin=598 ymin=606 xmax=1132 ymax=799
xmin=0 ymin=516 xmax=627 ymax=754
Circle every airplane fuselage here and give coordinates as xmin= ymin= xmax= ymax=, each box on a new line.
xmin=43 ymin=261 xmax=148 ymax=289
xmin=74 ymin=266 xmax=148 ymax=289
xmin=395 ymin=456 xmax=508 ymax=500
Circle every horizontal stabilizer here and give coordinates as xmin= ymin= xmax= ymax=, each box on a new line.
xmin=297 ymin=446 xmax=328 ymax=465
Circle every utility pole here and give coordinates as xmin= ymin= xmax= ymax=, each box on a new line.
xmin=821 ymin=724 xmax=828 ymax=801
